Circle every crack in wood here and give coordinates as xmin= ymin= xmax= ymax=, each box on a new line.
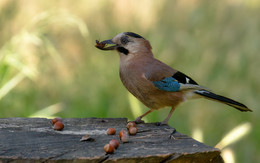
xmin=42 ymin=149 xmax=78 ymax=162
xmin=159 ymin=153 xmax=177 ymax=163
xmin=99 ymin=155 xmax=109 ymax=163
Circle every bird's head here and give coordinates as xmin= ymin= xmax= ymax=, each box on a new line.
xmin=96 ymin=32 xmax=152 ymax=57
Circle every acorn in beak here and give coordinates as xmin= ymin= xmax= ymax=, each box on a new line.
xmin=95 ymin=39 xmax=118 ymax=50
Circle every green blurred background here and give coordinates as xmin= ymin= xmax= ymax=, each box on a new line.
xmin=0 ymin=0 xmax=259 ymax=162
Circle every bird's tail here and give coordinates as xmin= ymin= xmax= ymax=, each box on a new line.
xmin=194 ymin=90 xmax=252 ymax=112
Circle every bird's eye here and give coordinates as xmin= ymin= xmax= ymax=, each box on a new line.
xmin=121 ymin=36 xmax=129 ymax=45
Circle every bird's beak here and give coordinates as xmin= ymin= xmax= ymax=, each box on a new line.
xmin=95 ymin=39 xmax=118 ymax=51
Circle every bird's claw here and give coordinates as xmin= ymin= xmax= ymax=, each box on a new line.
xmin=169 ymin=128 xmax=177 ymax=139
xmin=134 ymin=117 xmax=145 ymax=124
xmin=155 ymin=121 xmax=168 ymax=126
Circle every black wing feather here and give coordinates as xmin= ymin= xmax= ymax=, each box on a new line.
xmin=172 ymin=71 xmax=198 ymax=85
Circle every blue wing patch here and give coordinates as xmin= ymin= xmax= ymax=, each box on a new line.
xmin=152 ymin=77 xmax=180 ymax=92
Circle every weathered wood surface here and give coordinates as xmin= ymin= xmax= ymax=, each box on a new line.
xmin=0 ymin=118 xmax=223 ymax=163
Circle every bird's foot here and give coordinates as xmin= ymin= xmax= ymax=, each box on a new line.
xmin=155 ymin=120 xmax=169 ymax=126
xmin=155 ymin=122 xmax=165 ymax=126
xmin=169 ymin=128 xmax=177 ymax=139
xmin=134 ymin=117 xmax=145 ymax=124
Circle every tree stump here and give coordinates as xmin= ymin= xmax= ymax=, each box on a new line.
xmin=0 ymin=118 xmax=223 ymax=162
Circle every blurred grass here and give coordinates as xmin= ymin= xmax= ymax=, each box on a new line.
xmin=0 ymin=0 xmax=259 ymax=162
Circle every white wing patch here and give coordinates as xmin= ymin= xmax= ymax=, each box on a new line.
xmin=185 ymin=77 xmax=190 ymax=84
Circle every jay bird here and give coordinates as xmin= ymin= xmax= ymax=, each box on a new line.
xmin=96 ymin=32 xmax=252 ymax=125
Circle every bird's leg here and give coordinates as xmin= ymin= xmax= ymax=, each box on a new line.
xmin=135 ymin=109 xmax=153 ymax=124
xmin=159 ymin=107 xmax=175 ymax=125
